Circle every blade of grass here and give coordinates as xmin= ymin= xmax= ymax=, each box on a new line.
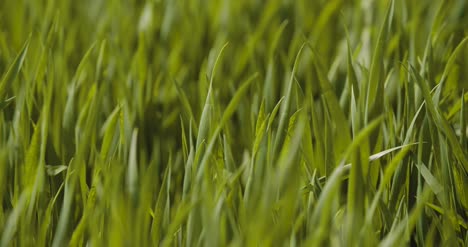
xmin=0 ymin=37 xmax=30 ymax=99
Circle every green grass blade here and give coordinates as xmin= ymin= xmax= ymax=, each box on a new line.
xmin=0 ymin=37 xmax=30 ymax=99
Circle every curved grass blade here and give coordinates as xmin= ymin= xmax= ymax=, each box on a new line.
xmin=196 ymin=73 xmax=257 ymax=182
xmin=0 ymin=37 xmax=30 ymax=99
xmin=196 ymin=43 xmax=229 ymax=149
xmin=365 ymin=0 xmax=394 ymax=122
xmin=408 ymin=64 xmax=468 ymax=172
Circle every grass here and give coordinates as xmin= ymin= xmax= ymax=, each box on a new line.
xmin=0 ymin=0 xmax=468 ymax=246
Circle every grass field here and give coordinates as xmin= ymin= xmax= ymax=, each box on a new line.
xmin=1 ymin=0 xmax=468 ymax=246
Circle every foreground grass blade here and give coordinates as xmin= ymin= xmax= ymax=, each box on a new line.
xmin=409 ymin=64 xmax=468 ymax=172
xmin=0 ymin=38 xmax=30 ymax=99
xmin=364 ymin=0 xmax=394 ymax=121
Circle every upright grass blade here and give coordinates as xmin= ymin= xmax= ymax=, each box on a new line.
xmin=100 ymin=105 xmax=121 ymax=159
xmin=307 ymin=116 xmax=382 ymax=245
xmin=196 ymin=73 xmax=257 ymax=182
xmin=0 ymin=190 xmax=29 ymax=247
xmin=380 ymin=189 xmax=432 ymax=247
xmin=273 ymin=43 xmax=306 ymax=159
xmin=365 ymin=0 xmax=394 ymax=122
xmin=173 ymin=79 xmax=198 ymax=133
xmin=0 ymin=38 xmax=30 ymax=99
xmin=308 ymin=43 xmax=352 ymax=164
xmin=151 ymin=163 xmax=171 ymax=245
xmin=51 ymin=165 xmax=77 ymax=247
xmin=438 ymin=37 xmax=468 ymax=85
xmin=196 ymin=43 xmax=229 ymax=150
xmin=408 ymin=64 xmax=468 ymax=172
xmin=63 ymin=42 xmax=97 ymax=130
xmin=344 ymin=27 xmax=359 ymax=99
xmin=127 ymin=129 xmax=139 ymax=199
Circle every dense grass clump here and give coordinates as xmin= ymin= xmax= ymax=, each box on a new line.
xmin=1 ymin=0 xmax=468 ymax=246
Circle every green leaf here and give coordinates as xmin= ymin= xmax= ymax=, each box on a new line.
xmin=365 ymin=0 xmax=394 ymax=121
xmin=0 ymin=37 xmax=30 ymax=99
xmin=196 ymin=73 xmax=257 ymax=182
xmin=409 ymin=64 xmax=468 ymax=172
xmin=151 ymin=163 xmax=171 ymax=245
xmin=127 ymin=129 xmax=139 ymax=198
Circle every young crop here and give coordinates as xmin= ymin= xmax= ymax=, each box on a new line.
xmin=0 ymin=0 xmax=467 ymax=246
